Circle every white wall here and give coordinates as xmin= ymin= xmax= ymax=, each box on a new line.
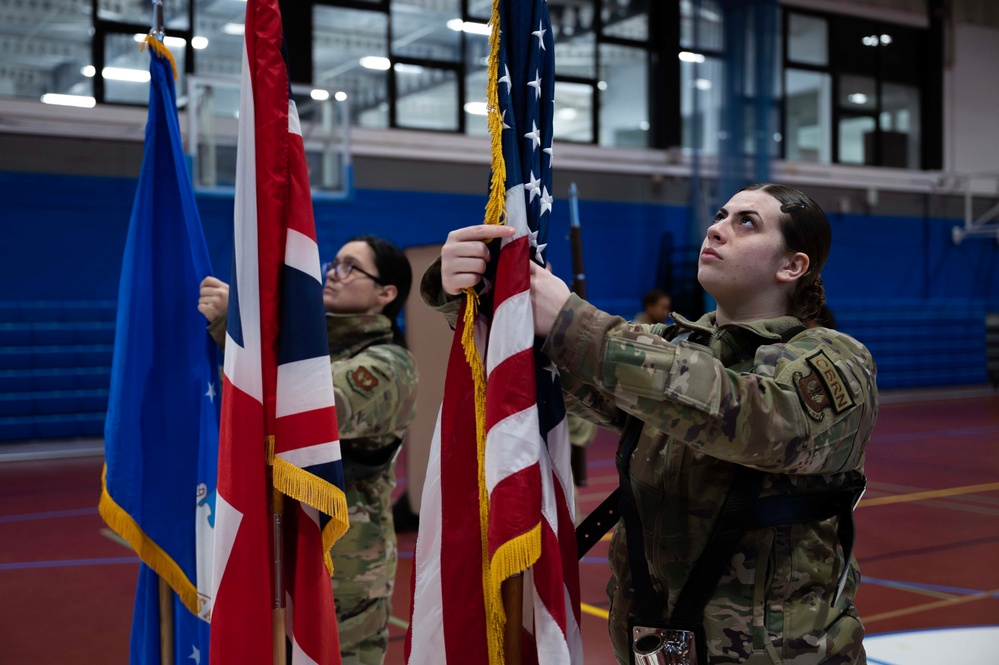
xmin=945 ymin=22 xmax=999 ymax=173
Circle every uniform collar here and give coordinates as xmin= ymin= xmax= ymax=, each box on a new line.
xmin=326 ymin=312 xmax=393 ymax=358
xmin=672 ymin=311 xmax=803 ymax=341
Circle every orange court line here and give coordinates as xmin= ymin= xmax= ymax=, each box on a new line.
xmin=858 ymin=482 xmax=999 ymax=508
xmin=862 ymin=588 xmax=999 ymax=624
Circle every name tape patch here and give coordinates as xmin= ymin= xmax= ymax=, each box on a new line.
xmin=805 ymin=350 xmax=855 ymax=414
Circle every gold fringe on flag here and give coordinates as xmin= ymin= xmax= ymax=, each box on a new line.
xmin=267 ymin=435 xmax=351 ymax=575
xmin=98 ymin=466 xmax=206 ymax=618
xmin=462 ymin=1 xmax=544 ymax=663
xmin=141 ymin=34 xmax=179 ymax=80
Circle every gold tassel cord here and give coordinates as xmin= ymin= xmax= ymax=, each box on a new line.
xmin=141 ymin=34 xmax=179 ymax=80
xmin=463 ymin=0 xmax=543 ymax=663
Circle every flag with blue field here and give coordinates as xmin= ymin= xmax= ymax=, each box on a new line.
xmin=99 ymin=37 xmax=219 ymax=665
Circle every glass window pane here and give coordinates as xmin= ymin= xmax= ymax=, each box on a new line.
xmin=680 ymin=56 xmax=722 ymax=155
xmin=598 ymin=44 xmax=648 ymax=148
xmin=104 ymin=33 xmax=187 ymax=105
xmin=396 ymin=67 xmax=459 ymax=131
xmin=392 ymin=0 xmax=461 ymax=62
xmin=194 ymin=0 xmax=246 ymax=80
xmin=838 ymin=115 xmax=876 ymax=165
xmin=468 ymin=0 xmax=492 ymax=21
xmin=879 ymin=26 xmax=922 ymax=84
xmin=554 ymin=81 xmax=593 ymax=143
xmin=463 ymin=32 xmax=490 ymax=136
xmin=2 ymin=0 xmax=92 ymax=102
xmin=680 ymin=0 xmax=723 ymax=51
xmin=314 ymin=6 xmax=388 ymax=129
xmin=881 ymin=82 xmax=920 ymax=168
xmin=787 ymin=13 xmax=827 ymax=66
xmin=838 ymin=74 xmax=876 ymax=110
xmin=602 ymin=0 xmax=648 ymax=42
xmin=832 ymin=16 xmax=879 ymax=75
xmin=784 ymin=69 xmax=831 ymax=163
xmin=550 ymin=1 xmax=596 ymax=80
xmin=99 ymin=0 xmax=189 ymax=30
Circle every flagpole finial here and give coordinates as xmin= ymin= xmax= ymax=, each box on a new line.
xmin=150 ymin=0 xmax=164 ymax=41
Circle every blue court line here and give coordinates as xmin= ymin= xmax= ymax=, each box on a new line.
xmin=863 ymin=576 xmax=999 ymax=598
xmin=0 ymin=507 xmax=98 ymax=523
xmin=0 ymin=556 xmax=138 ymax=571
xmin=867 ymin=658 xmax=896 ymax=665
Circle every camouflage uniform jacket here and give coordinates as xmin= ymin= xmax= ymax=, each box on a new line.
xmin=325 ymin=312 xmax=418 ymax=607
xmin=545 ymin=294 xmax=877 ymax=665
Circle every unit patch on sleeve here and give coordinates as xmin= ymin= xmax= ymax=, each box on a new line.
xmin=795 ymin=369 xmax=831 ymax=420
xmin=348 ymin=366 xmax=380 ymax=394
xmin=805 ymin=350 xmax=855 ymax=414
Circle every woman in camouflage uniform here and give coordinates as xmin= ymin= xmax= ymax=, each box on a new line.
xmin=430 ymin=184 xmax=877 ymax=664
xmin=200 ymin=235 xmax=418 ymax=665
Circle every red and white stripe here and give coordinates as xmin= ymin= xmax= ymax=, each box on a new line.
xmin=210 ymin=0 xmax=343 ymax=663
xmin=406 ymin=186 xmax=582 ymax=664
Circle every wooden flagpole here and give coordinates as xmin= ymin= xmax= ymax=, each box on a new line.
xmin=158 ymin=576 xmax=175 ymax=663
xmin=502 ymin=575 xmax=524 ymax=665
xmin=271 ymin=475 xmax=287 ymax=665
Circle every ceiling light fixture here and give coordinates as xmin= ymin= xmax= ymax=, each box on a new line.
xmin=41 ymin=93 xmax=96 ymax=108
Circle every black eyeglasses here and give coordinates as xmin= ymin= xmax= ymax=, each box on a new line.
xmin=323 ymin=259 xmax=382 ymax=284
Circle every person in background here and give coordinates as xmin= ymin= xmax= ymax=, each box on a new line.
xmin=634 ymin=288 xmax=672 ymax=324
xmin=426 ymin=183 xmax=877 ymax=664
xmin=198 ymin=235 xmax=417 ymax=665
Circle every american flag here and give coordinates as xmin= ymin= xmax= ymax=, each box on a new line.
xmin=406 ymin=1 xmax=582 ymax=664
xmin=209 ymin=0 xmax=349 ymax=663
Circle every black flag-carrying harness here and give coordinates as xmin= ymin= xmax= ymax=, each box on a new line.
xmin=574 ymin=326 xmax=867 ymax=664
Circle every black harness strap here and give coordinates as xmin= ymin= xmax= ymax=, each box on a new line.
xmin=615 ymin=417 xmax=661 ymax=620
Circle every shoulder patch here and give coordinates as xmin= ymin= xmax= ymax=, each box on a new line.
xmin=794 ymin=370 xmax=830 ymax=420
xmin=348 ymin=366 xmax=379 ymax=394
xmin=805 ymin=350 xmax=855 ymax=414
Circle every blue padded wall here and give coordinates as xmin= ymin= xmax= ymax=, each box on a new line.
xmin=0 ymin=171 xmax=996 ymax=440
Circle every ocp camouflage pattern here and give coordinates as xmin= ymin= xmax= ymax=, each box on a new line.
xmin=543 ymin=295 xmax=877 ymax=665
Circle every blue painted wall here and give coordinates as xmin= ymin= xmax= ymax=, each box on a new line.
xmin=2 ymin=168 xmax=998 ymax=429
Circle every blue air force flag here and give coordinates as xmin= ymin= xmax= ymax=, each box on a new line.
xmin=98 ymin=37 xmax=219 ymax=664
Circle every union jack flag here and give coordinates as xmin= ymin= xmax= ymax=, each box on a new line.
xmin=406 ymin=1 xmax=582 ymax=663
xmin=209 ymin=0 xmax=348 ymax=663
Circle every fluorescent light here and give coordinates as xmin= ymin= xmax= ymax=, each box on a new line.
xmin=447 ymin=19 xmax=491 ymax=35
xmin=848 ymin=93 xmax=868 ymax=105
xmin=81 ymin=65 xmax=95 ymax=77
xmin=223 ymin=23 xmax=245 ymax=35
xmin=360 ymin=56 xmax=391 ymax=71
xmin=103 ymin=67 xmax=151 ymax=83
xmin=679 ymin=51 xmax=706 ymax=63
xmin=334 ymin=91 xmax=348 ymax=102
xmin=463 ymin=101 xmax=488 ymax=115
xmin=133 ymin=34 xmax=186 ymax=48
xmin=192 ymin=36 xmax=209 ymax=50
xmin=311 ymin=89 xmax=330 ymax=101
xmin=394 ymin=63 xmax=425 ymax=74
xmin=41 ymin=93 xmax=96 ymax=108
xmin=694 ymin=78 xmax=712 ymax=90
xmin=557 ymin=107 xmax=578 ymax=120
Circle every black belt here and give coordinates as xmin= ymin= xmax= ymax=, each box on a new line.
xmin=341 ymin=438 xmax=403 ymax=481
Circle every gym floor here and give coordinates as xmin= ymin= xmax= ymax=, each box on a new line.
xmin=1 ymin=387 xmax=997 ymax=664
